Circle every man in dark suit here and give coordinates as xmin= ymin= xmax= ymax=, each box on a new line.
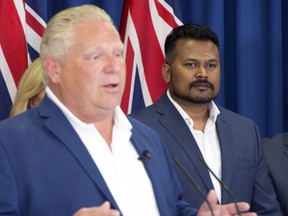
xmin=262 ymin=133 xmax=288 ymax=215
xmin=0 ymin=5 xmax=255 ymax=216
xmin=130 ymin=23 xmax=281 ymax=215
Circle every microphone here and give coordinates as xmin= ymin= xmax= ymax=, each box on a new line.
xmin=138 ymin=150 xmax=151 ymax=161
xmin=172 ymin=157 xmax=215 ymax=216
xmin=198 ymin=156 xmax=242 ymax=216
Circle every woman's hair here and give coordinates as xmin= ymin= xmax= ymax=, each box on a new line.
xmin=9 ymin=57 xmax=45 ymax=117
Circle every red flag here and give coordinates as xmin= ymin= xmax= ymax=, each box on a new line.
xmin=0 ymin=0 xmax=46 ymax=120
xmin=119 ymin=0 xmax=182 ymax=114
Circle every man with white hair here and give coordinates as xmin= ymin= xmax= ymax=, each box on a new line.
xmin=0 ymin=5 xmax=255 ymax=216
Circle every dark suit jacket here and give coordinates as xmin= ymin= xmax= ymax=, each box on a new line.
xmin=0 ymin=96 xmax=196 ymax=216
xmin=130 ymin=93 xmax=281 ymax=215
xmin=262 ymin=133 xmax=288 ymax=216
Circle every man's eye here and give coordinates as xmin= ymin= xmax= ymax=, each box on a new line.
xmin=207 ymin=63 xmax=216 ymax=68
xmin=115 ymin=52 xmax=123 ymax=58
xmin=185 ymin=62 xmax=196 ymax=67
xmin=92 ymin=55 xmax=99 ymax=60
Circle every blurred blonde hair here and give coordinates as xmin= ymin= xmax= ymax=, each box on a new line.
xmin=9 ymin=57 xmax=45 ymax=117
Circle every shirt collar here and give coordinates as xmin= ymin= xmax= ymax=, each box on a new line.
xmin=45 ymin=86 xmax=132 ymax=131
xmin=166 ymin=90 xmax=220 ymax=125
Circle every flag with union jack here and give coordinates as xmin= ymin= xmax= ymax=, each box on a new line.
xmin=0 ymin=0 xmax=46 ymax=120
xmin=119 ymin=0 xmax=182 ymax=114
xmin=0 ymin=0 xmax=182 ymax=119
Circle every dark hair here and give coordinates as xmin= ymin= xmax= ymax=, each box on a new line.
xmin=164 ymin=23 xmax=219 ymax=64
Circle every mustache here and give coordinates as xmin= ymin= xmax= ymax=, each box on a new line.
xmin=189 ymin=80 xmax=214 ymax=90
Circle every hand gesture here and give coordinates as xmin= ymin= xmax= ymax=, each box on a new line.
xmin=198 ymin=190 xmax=257 ymax=216
xmin=73 ymin=201 xmax=120 ymax=216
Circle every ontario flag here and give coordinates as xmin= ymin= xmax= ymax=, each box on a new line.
xmin=119 ymin=0 xmax=182 ymax=114
xmin=0 ymin=0 xmax=46 ymax=120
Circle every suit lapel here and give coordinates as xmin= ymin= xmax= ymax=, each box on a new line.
xmin=38 ymin=97 xmax=119 ymax=210
xmin=216 ymin=113 xmax=235 ymax=204
xmin=129 ymin=123 xmax=171 ymax=216
xmin=154 ymin=94 xmax=214 ymax=192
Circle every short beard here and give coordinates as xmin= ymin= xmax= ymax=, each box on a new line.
xmin=172 ymin=90 xmax=218 ymax=104
xmin=171 ymin=79 xmax=218 ymax=104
